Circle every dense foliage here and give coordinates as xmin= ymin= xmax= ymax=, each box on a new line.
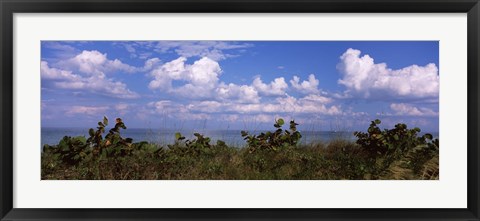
xmin=353 ymin=119 xmax=439 ymax=179
xmin=42 ymin=117 xmax=439 ymax=180
xmin=241 ymin=118 xmax=302 ymax=153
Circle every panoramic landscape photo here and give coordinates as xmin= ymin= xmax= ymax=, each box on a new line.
xmin=41 ymin=41 xmax=439 ymax=180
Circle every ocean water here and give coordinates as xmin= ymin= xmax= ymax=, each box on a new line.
xmin=41 ymin=127 xmax=358 ymax=147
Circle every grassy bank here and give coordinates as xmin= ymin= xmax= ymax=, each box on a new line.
xmin=41 ymin=118 xmax=439 ymax=180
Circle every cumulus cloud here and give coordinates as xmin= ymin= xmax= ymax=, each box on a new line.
xmin=148 ymin=57 xmax=187 ymax=90
xmin=150 ymin=57 xmax=327 ymax=103
xmin=390 ymin=103 xmax=438 ymax=116
xmin=252 ymin=77 xmax=288 ymax=96
xmin=148 ymin=56 xmax=222 ymax=99
xmin=290 ymin=74 xmax=320 ymax=94
xmin=60 ymin=50 xmax=137 ymax=75
xmin=216 ymin=82 xmax=260 ymax=103
xmin=337 ymin=48 xmax=439 ymax=100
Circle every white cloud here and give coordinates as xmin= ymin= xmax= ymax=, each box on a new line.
xmin=65 ymin=106 xmax=109 ymax=116
xmin=147 ymin=100 xmax=189 ymax=115
xmin=146 ymin=100 xmax=212 ymax=120
xmin=390 ymin=103 xmax=438 ymax=116
xmin=252 ymin=77 xmax=288 ymax=96
xmin=141 ymin=58 xmax=162 ymax=71
xmin=61 ymin=50 xmax=137 ymax=75
xmin=337 ymin=48 xmax=439 ymax=100
xmin=148 ymin=57 xmax=300 ymax=103
xmin=180 ymin=94 xmax=340 ymax=116
xmin=301 ymin=94 xmax=333 ymax=104
xmin=279 ymin=95 xmax=341 ymax=115
xmin=148 ymin=57 xmax=187 ymax=90
xmin=148 ymin=57 xmax=222 ymax=99
xmin=41 ymin=61 xmax=80 ymax=81
xmin=41 ymin=61 xmax=139 ymax=99
xmin=186 ymin=101 xmax=224 ymax=113
xmin=290 ymin=74 xmax=320 ymax=94
xmin=216 ymin=83 xmax=260 ymax=103
xmin=54 ymin=75 xmax=139 ymax=99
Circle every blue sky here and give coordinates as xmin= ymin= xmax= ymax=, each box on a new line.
xmin=41 ymin=41 xmax=439 ymax=132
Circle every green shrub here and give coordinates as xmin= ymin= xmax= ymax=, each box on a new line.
xmin=42 ymin=135 xmax=89 ymax=165
xmin=241 ymin=118 xmax=302 ymax=153
xmin=353 ymin=119 xmax=439 ymax=179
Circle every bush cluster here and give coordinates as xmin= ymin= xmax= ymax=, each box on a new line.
xmin=241 ymin=118 xmax=302 ymax=153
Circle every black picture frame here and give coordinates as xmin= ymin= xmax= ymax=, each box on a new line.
xmin=1 ymin=0 xmax=479 ymax=220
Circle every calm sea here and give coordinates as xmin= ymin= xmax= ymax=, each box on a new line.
xmin=41 ymin=127 xmax=360 ymax=147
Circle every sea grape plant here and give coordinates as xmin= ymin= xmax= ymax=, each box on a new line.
xmin=86 ymin=116 xmax=109 ymax=149
xmin=105 ymin=117 xmax=133 ymax=146
xmin=43 ymin=135 xmax=89 ymax=165
xmin=171 ymin=132 xmax=213 ymax=155
xmin=353 ymin=119 xmax=439 ymax=178
xmin=353 ymin=119 xmax=436 ymax=156
xmin=241 ymin=118 xmax=302 ymax=153
xmin=85 ymin=116 xmax=132 ymax=156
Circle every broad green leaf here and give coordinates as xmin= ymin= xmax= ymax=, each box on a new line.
xmin=74 ymin=136 xmax=87 ymax=144
xmin=277 ymin=118 xmax=285 ymax=126
xmin=393 ymin=134 xmax=399 ymax=141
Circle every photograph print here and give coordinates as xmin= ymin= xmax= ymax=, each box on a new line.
xmin=41 ymin=41 xmax=439 ymax=180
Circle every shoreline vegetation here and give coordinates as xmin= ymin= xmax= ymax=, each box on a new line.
xmin=41 ymin=117 xmax=439 ymax=180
